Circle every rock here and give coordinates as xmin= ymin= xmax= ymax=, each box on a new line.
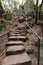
xmin=27 ymin=16 xmax=35 ymax=27
xmin=6 ymin=45 xmax=25 ymax=55
xmin=7 ymin=41 xmax=24 ymax=45
xmin=2 ymin=53 xmax=31 ymax=65
xmin=8 ymin=36 xmax=27 ymax=41
xmin=18 ymin=16 xmax=25 ymax=22
xmin=25 ymin=46 xmax=34 ymax=54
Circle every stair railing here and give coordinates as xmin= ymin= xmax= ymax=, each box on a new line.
xmin=26 ymin=21 xmax=43 ymax=65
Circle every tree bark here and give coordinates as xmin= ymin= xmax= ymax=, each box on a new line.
xmin=39 ymin=0 xmax=43 ymax=19
xmin=35 ymin=0 xmax=38 ymax=24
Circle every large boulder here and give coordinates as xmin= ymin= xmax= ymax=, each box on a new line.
xmin=24 ymin=6 xmax=35 ymax=18
xmin=18 ymin=16 xmax=25 ymax=22
xmin=27 ymin=16 xmax=35 ymax=27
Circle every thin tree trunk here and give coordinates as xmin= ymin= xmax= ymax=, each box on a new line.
xmin=35 ymin=0 xmax=38 ymax=24
xmin=39 ymin=0 xmax=43 ymax=19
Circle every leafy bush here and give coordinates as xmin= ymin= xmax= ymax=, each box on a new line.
xmin=0 ymin=1 xmax=5 ymax=18
xmin=41 ymin=7 xmax=43 ymax=14
xmin=4 ymin=11 xmax=12 ymax=20
xmin=40 ymin=6 xmax=43 ymax=20
xmin=0 ymin=20 xmax=7 ymax=30
xmin=25 ymin=0 xmax=34 ymax=8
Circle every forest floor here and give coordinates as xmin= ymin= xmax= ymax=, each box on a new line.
xmin=0 ymin=18 xmax=43 ymax=65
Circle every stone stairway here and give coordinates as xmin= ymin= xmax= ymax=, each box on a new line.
xmin=1 ymin=28 xmax=31 ymax=65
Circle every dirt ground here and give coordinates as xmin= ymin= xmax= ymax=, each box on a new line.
xmin=0 ymin=19 xmax=43 ymax=65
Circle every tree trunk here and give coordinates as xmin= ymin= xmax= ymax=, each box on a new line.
xmin=0 ymin=1 xmax=4 ymax=18
xmin=39 ymin=0 xmax=43 ymax=19
xmin=35 ymin=0 xmax=38 ymax=24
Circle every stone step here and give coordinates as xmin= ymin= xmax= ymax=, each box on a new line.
xmin=10 ymin=34 xmax=20 ymax=36
xmin=14 ymin=30 xmax=22 ymax=34
xmin=10 ymin=33 xmax=25 ymax=36
xmin=14 ymin=32 xmax=20 ymax=34
xmin=10 ymin=31 xmax=20 ymax=34
xmin=2 ymin=53 xmax=31 ymax=65
xmin=8 ymin=36 xmax=26 ymax=40
xmin=6 ymin=45 xmax=25 ymax=55
xmin=14 ymin=29 xmax=25 ymax=32
xmin=15 ymin=31 xmax=24 ymax=33
xmin=7 ymin=45 xmax=25 ymax=52
xmin=14 ymin=31 xmax=25 ymax=34
xmin=7 ymin=41 xmax=24 ymax=45
xmin=14 ymin=30 xmax=26 ymax=34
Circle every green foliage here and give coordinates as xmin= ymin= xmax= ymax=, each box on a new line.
xmin=0 ymin=1 xmax=5 ymax=18
xmin=4 ymin=11 xmax=12 ymax=20
xmin=14 ymin=0 xmax=20 ymax=9
xmin=39 ymin=5 xmax=43 ymax=20
xmin=41 ymin=6 xmax=43 ymax=13
xmin=0 ymin=0 xmax=12 ymax=20
xmin=25 ymin=0 xmax=34 ymax=8
xmin=0 ymin=20 xmax=6 ymax=30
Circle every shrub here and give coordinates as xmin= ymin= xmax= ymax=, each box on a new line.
xmin=0 ymin=20 xmax=7 ymax=31
xmin=4 ymin=11 xmax=12 ymax=20
xmin=0 ymin=1 xmax=5 ymax=18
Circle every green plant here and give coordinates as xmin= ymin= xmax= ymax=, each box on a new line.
xmin=4 ymin=11 xmax=12 ymax=20
xmin=25 ymin=0 xmax=34 ymax=8
xmin=0 ymin=20 xmax=7 ymax=30
xmin=0 ymin=1 xmax=5 ymax=18
xmin=41 ymin=6 xmax=43 ymax=13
